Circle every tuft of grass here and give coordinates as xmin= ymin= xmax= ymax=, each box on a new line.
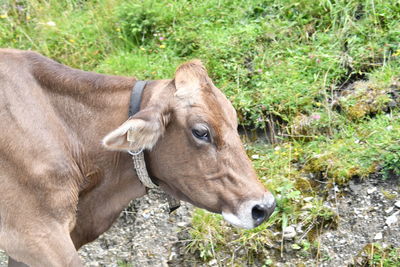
xmin=354 ymin=244 xmax=400 ymax=266
xmin=0 ymin=0 xmax=120 ymax=69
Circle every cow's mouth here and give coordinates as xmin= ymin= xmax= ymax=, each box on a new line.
xmin=155 ymin=178 xmax=221 ymax=213
xmin=155 ymin=177 xmax=276 ymax=229
xmin=222 ymin=194 xmax=276 ymax=229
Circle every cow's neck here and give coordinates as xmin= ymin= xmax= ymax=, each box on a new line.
xmin=30 ymin=52 xmax=173 ymax=191
xmin=70 ymin=78 xmax=165 ymax=182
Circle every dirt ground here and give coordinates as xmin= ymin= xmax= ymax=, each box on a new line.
xmin=0 ymin=174 xmax=399 ymax=266
xmin=275 ymin=174 xmax=400 ymax=266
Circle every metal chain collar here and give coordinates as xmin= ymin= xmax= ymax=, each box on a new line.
xmin=129 ymin=149 xmax=180 ymax=212
xmin=128 ymin=80 xmax=181 ymax=213
xmin=128 ymin=150 xmax=157 ymax=189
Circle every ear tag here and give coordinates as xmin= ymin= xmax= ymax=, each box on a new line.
xmin=127 ymin=128 xmax=135 ymax=142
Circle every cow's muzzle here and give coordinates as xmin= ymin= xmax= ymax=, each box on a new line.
xmin=222 ymin=192 xmax=276 ymax=229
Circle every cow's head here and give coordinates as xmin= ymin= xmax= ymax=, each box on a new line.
xmin=103 ymin=60 xmax=275 ymax=229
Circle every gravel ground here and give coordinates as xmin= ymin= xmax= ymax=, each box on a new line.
xmin=0 ymin=175 xmax=399 ymax=266
xmin=0 ymin=189 xmax=196 ymax=267
xmin=79 ymin=189 xmax=195 ymax=267
xmin=274 ymin=174 xmax=400 ymax=266
xmin=0 ymin=251 xmax=6 ymax=266
xmin=318 ymin=174 xmax=400 ymax=266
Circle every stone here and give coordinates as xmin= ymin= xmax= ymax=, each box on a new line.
xmin=176 ymin=222 xmax=188 ymax=227
xmin=208 ymin=259 xmax=218 ymax=266
xmin=301 ymin=203 xmax=313 ymax=210
xmin=367 ymin=187 xmax=377 ymax=195
xmin=385 ymin=207 xmax=394 ymax=214
xmin=296 ymin=224 xmax=304 ymax=234
xmin=395 ymin=200 xmax=400 ymax=209
xmin=386 ymin=211 xmax=399 ymax=227
xmin=303 ymin=197 xmax=314 ymax=202
xmin=373 ymin=232 xmax=383 ymax=241
xmin=349 ymin=181 xmax=362 ymax=193
xmin=283 ymin=226 xmax=297 ymax=240
xmin=334 ymin=186 xmax=340 ymax=192
xmin=292 ymin=244 xmax=301 ymax=250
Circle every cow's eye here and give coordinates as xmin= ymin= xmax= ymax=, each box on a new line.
xmin=192 ymin=126 xmax=210 ymax=142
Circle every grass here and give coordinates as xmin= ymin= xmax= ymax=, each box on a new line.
xmin=1 ymin=0 xmax=399 ymax=264
xmin=354 ymin=244 xmax=400 ymax=267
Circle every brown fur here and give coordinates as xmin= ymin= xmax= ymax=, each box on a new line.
xmin=0 ymin=49 xmax=271 ymax=266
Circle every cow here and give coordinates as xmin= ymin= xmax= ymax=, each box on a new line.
xmin=0 ymin=49 xmax=275 ymax=266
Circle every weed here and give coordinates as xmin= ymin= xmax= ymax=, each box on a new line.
xmin=353 ymin=244 xmax=400 ymax=267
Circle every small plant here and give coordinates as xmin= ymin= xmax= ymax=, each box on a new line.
xmin=380 ymin=143 xmax=400 ymax=179
xmin=338 ymin=81 xmax=393 ymax=121
xmin=116 ymin=1 xmax=174 ymax=46
xmin=353 ymin=244 xmax=400 ymax=267
xmin=117 ymin=260 xmax=132 ymax=267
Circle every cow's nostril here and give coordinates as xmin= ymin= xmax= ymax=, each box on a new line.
xmin=251 ymin=204 xmax=268 ymax=225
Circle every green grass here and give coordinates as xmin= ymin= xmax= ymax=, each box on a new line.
xmin=354 ymin=244 xmax=400 ymax=267
xmin=1 ymin=0 xmax=399 ymax=264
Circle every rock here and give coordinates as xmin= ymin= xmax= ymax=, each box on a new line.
xmin=251 ymin=154 xmax=260 ymax=159
xmin=373 ymin=232 xmax=383 ymax=241
xmin=386 ymin=211 xmax=399 ymax=227
xmin=349 ymin=181 xmax=362 ymax=193
xmin=334 ymin=186 xmax=340 ymax=192
xmin=168 ymin=251 xmax=177 ymax=261
xmin=385 ymin=207 xmax=394 ymax=214
xmin=367 ymin=187 xmax=377 ymax=195
xmin=283 ymin=226 xmax=297 ymax=240
xmin=301 ymin=202 xmax=313 ymax=210
xmin=208 ymin=259 xmax=218 ymax=266
xmin=303 ymin=197 xmax=314 ymax=202
xmin=176 ymin=221 xmax=188 ymax=227
xmin=381 ymin=242 xmax=389 ymax=249
xmin=291 ymin=244 xmax=301 ymax=250
xmin=395 ymin=200 xmax=400 ymax=209
xmin=296 ymin=224 xmax=304 ymax=234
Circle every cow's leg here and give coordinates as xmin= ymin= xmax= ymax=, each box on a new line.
xmin=8 ymin=257 xmax=28 ymax=267
xmin=0 ymin=173 xmax=83 ymax=266
xmin=5 ymin=223 xmax=82 ymax=267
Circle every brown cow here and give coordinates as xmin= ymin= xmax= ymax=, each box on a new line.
xmin=0 ymin=49 xmax=275 ymax=266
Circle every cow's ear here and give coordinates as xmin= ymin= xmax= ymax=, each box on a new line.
xmin=174 ymin=60 xmax=209 ymax=103
xmin=102 ymin=107 xmax=170 ymax=151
